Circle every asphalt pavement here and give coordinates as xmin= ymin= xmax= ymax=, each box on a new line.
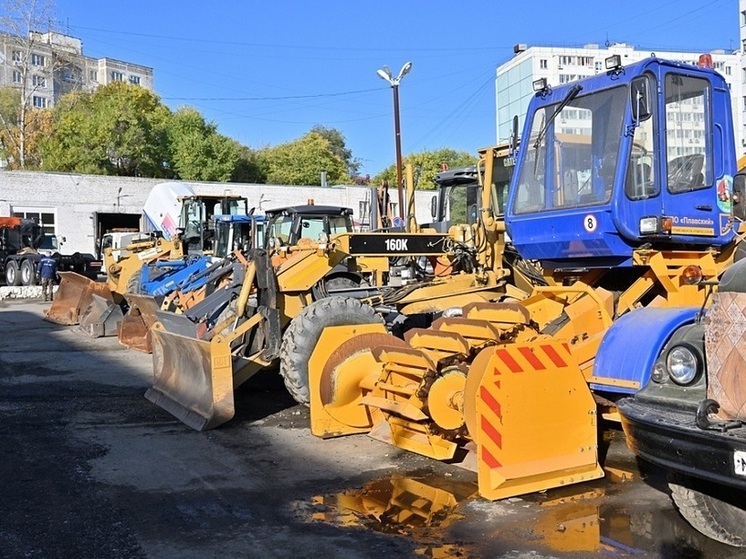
xmin=1 ymin=299 xmax=743 ymax=559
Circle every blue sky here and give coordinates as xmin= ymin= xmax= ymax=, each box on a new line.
xmin=54 ymin=0 xmax=737 ymax=176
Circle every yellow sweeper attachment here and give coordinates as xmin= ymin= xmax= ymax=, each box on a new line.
xmin=307 ymin=301 xmax=604 ymax=501
xmin=45 ymin=272 xmax=117 ymax=327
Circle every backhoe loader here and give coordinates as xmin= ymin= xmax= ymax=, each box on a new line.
xmin=45 ymin=184 xmax=250 ymax=336
xmin=144 ymin=154 xmax=532 ymax=431
xmin=305 ymin=56 xmax=744 ymax=501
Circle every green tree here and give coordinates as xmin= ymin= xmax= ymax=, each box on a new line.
xmin=261 ymin=130 xmax=350 ymax=185
xmin=374 ymin=148 xmax=477 ymax=190
xmin=41 ymin=82 xmax=172 ymax=176
xmin=167 ymin=107 xmax=238 ymax=181
xmin=310 ymin=125 xmax=360 ymax=177
xmin=0 ymin=0 xmax=59 ymax=169
xmin=231 ymin=141 xmax=267 ymax=183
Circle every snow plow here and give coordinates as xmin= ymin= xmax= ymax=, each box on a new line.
xmin=305 ymin=56 xmax=744 ymax=501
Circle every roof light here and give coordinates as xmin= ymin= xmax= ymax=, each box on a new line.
xmin=605 ymin=54 xmax=622 ymax=71
xmin=532 ymin=78 xmax=548 ymax=92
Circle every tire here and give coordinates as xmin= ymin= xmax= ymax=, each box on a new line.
xmin=125 ymin=269 xmax=142 ymax=294
xmin=20 ymin=259 xmax=37 ymax=286
xmin=279 ymin=297 xmax=384 ymax=405
xmin=5 ymin=260 xmax=21 ymax=286
xmin=669 ymin=473 xmax=746 ymax=547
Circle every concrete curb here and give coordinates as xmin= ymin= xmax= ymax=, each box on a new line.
xmin=0 ymin=286 xmax=58 ymax=300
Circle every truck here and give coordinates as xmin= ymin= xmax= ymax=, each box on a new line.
xmin=618 ymin=221 xmax=746 ymax=547
xmin=1 ymin=216 xmax=101 ymax=287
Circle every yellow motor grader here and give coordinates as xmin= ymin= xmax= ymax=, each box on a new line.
xmin=305 ymin=57 xmax=745 ymax=501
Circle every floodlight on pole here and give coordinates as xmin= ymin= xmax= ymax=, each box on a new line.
xmin=377 ymin=61 xmax=412 ymax=223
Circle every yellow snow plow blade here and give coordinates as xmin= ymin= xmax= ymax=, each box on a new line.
xmin=471 ymin=341 xmax=604 ymax=500
xmin=145 ymin=321 xmax=235 ymax=431
xmin=45 ymin=272 xmax=115 ymax=326
xmin=118 ymin=294 xmax=162 ymax=353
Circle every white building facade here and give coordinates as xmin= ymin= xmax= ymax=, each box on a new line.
xmin=0 ymin=31 xmax=153 ymax=110
xmin=0 ymin=171 xmax=434 ymax=256
xmin=496 ymin=43 xmax=744 ymax=153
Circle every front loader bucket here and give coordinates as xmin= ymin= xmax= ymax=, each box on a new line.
xmin=145 ymin=322 xmax=235 ymax=431
xmin=118 ymin=294 xmax=163 ymax=353
xmin=79 ymin=293 xmax=124 ymax=338
xmin=45 ymin=272 xmax=113 ymax=326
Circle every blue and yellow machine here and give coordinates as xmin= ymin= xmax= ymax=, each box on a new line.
xmin=307 ymin=56 xmax=744 ymax=501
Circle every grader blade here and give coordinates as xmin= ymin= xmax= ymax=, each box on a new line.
xmin=45 ymin=272 xmax=114 ymax=326
xmin=145 ymin=322 xmax=235 ymax=431
xmin=118 ymin=294 xmax=163 ymax=353
xmin=467 ymin=341 xmax=604 ymax=500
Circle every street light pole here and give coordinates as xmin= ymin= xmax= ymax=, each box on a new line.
xmin=377 ymin=62 xmax=412 ymax=224
xmin=392 ymin=82 xmax=404 ymax=221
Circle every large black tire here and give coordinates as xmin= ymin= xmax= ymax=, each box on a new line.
xmin=279 ymin=297 xmax=384 ymax=405
xmin=125 ymin=269 xmax=142 ymax=294
xmin=20 ymin=259 xmax=37 ymax=286
xmin=669 ymin=473 xmax=746 ymax=547
xmin=5 ymin=260 xmax=21 ymax=286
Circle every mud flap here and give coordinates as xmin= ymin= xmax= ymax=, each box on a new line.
xmin=79 ymin=293 xmax=124 ymax=338
xmin=471 ymin=341 xmax=603 ymax=500
xmin=145 ymin=322 xmax=235 ymax=431
xmin=45 ymin=272 xmax=112 ymax=326
xmin=118 ymin=294 xmax=163 ymax=353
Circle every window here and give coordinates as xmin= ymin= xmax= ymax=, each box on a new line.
xmin=513 ymin=85 xmax=627 ymax=214
xmin=665 ymin=73 xmax=711 ymax=193
xmin=110 ymin=71 xmax=124 ymax=82
xmin=11 ymin=210 xmax=56 ymax=237
xmin=12 ymin=70 xmax=21 ymax=83
xmin=32 ymin=75 xmax=46 ymax=88
xmin=12 ymin=50 xmax=21 ymax=62
xmin=128 ymin=75 xmax=140 ymax=85
xmin=539 ymin=59 xmax=547 ymax=69
xmin=626 ymin=81 xmax=658 ymax=201
xmin=32 ymin=96 xmax=47 ymax=108
xmin=31 ymin=53 xmax=45 ymax=66
xmin=89 ymin=70 xmax=98 ymax=82
xmin=726 ymin=66 xmax=732 ymax=76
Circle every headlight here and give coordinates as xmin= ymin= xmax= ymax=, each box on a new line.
xmin=666 ymin=344 xmax=699 ymax=385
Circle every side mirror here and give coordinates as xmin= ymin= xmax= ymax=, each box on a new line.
xmin=430 ymin=195 xmax=437 ymax=219
xmin=631 ymin=76 xmax=652 ymax=122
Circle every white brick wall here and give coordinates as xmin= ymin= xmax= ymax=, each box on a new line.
xmin=0 ymin=171 xmax=435 ymax=255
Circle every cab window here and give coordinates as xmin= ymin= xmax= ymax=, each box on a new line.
xmin=664 ymin=74 xmax=711 ymax=193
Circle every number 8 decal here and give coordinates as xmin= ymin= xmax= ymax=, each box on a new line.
xmin=584 ymin=214 xmax=597 ymax=233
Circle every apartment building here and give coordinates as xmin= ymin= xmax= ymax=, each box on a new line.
xmin=0 ymin=30 xmax=153 ymax=109
xmin=496 ymin=43 xmax=744 ymax=152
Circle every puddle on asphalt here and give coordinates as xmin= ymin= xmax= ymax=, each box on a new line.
xmin=296 ymin=470 xmax=731 ymax=558
xmin=296 ymin=470 xmax=477 ymax=557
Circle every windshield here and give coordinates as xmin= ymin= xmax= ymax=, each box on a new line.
xmin=38 ymin=235 xmax=58 ymax=250
xmin=514 ymin=85 xmax=627 ymax=214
